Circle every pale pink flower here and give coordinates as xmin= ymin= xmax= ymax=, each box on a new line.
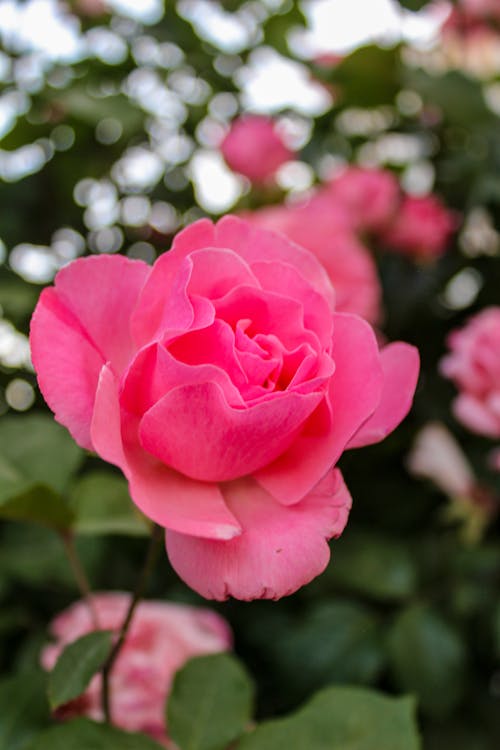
xmin=407 ymin=422 xmax=475 ymax=498
xmin=41 ymin=594 xmax=232 ymax=745
xmin=221 ymin=115 xmax=293 ymax=184
xmin=382 ymin=194 xmax=457 ymax=260
xmin=30 ymin=216 xmax=419 ymax=600
xmin=440 ymin=307 xmax=500 ymax=438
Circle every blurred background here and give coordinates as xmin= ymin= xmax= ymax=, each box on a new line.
xmin=1 ymin=0 xmax=500 ymax=748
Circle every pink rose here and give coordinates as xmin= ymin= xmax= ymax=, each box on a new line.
xmin=30 ymin=216 xmax=419 ymax=600
xmin=41 ymin=594 xmax=231 ymax=745
xmin=221 ymin=115 xmax=293 ymax=184
xmin=382 ymin=195 xmax=457 ymax=260
xmin=440 ymin=307 xmax=500 ymax=438
xmin=243 ymin=195 xmax=382 ymax=325
xmin=326 ymin=167 xmax=400 ymax=233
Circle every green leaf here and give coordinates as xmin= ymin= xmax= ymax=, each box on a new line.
xmin=330 ymin=45 xmax=401 ymax=107
xmin=22 ymin=718 xmax=164 ymax=750
xmin=237 ymin=686 xmax=420 ymax=750
xmin=0 ymin=670 xmax=51 ymax=750
xmin=327 ymin=532 xmax=417 ymax=601
xmin=0 ymin=483 xmax=74 ymax=530
xmin=0 ymin=415 xmax=82 ymax=495
xmin=0 ymin=415 xmax=82 ymax=530
xmin=397 ymin=0 xmax=432 ymax=9
xmin=388 ymin=605 xmax=467 ymax=717
xmin=69 ymin=472 xmax=150 ymax=536
xmin=48 ymin=630 xmax=113 ymax=710
xmin=273 ymin=602 xmax=384 ymax=701
xmin=168 ymin=653 xmax=254 ymax=750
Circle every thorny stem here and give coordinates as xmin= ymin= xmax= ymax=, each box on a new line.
xmin=101 ymin=523 xmax=163 ymax=724
xmin=61 ymin=531 xmax=99 ymax=629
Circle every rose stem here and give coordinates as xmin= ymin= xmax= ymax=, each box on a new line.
xmin=101 ymin=523 xmax=163 ymax=724
xmin=61 ymin=531 xmax=100 ymax=629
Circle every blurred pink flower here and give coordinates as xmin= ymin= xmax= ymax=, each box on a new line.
xmin=440 ymin=307 xmax=500 ymax=438
xmin=407 ymin=422 xmax=475 ymax=498
xmin=243 ymin=193 xmax=383 ymax=325
xmin=221 ymin=115 xmax=293 ymax=184
xmin=41 ymin=593 xmax=232 ymax=745
xmin=382 ymin=194 xmax=457 ymax=260
xmin=327 ymin=167 xmax=400 ymax=233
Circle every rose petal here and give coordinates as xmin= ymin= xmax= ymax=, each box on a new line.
xmin=30 ymin=288 xmax=105 ymax=450
xmin=131 ymin=253 xmax=214 ymax=349
xmin=250 ymin=260 xmax=334 ymax=348
xmin=126 ymin=447 xmax=242 ymax=540
xmin=91 ymin=365 xmax=241 ymax=539
xmin=52 ymin=255 xmax=150 ymax=373
xmin=187 ymin=247 xmax=260 ymax=299
xmin=347 ymin=341 xmax=420 ymax=448
xmin=254 ymin=313 xmax=383 ymax=504
xmin=215 ymin=216 xmax=335 ymax=310
xmin=165 ymin=468 xmax=351 ymax=601
xmin=139 ymin=380 xmax=323 ymax=482
xmin=121 ymin=342 xmax=245 ymax=416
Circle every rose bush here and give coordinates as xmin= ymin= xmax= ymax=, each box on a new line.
xmin=221 ymin=115 xmax=293 ymax=184
xmin=41 ymin=593 xmax=232 ymax=744
xmin=30 ymin=216 xmax=419 ymax=600
xmin=440 ymin=307 xmax=500 ymax=438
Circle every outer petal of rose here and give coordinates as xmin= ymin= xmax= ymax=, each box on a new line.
xmin=30 ymin=287 xmax=105 ymax=450
xmin=165 ymin=469 xmax=351 ymax=601
xmin=52 ymin=255 xmax=150 ymax=373
xmin=347 ymin=342 xmax=420 ymax=449
xmin=254 ymin=313 xmax=383 ymax=504
xmin=139 ymin=381 xmax=323 ymax=482
xmin=90 ymin=364 xmax=242 ymax=540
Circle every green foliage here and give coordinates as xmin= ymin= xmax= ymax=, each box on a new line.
xmin=271 ymin=602 xmax=385 ymax=701
xmin=388 ymin=605 xmax=467 ymax=717
xmin=237 ymin=686 xmax=420 ymax=750
xmin=0 ymin=671 xmax=51 ymax=750
xmin=48 ymin=630 xmax=113 ymax=710
xmin=0 ymin=415 xmax=82 ymax=530
xmin=327 ymin=532 xmax=417 ymax=601
xmin=329 ymin=46 xmax=401 ymax=107
xmin=168 ymin=653 xmax=254 ymax=750
xmin=69 ymin=472 xmax=150 ymax=537
xmin=22 ymin=718 xmax=163 ymax=750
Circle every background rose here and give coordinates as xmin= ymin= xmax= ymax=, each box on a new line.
xmin=326 ymin=167 xmax=400 ymax=234
xmin=440 ymin=307 xmax=500 ymax=438
xmin=41 ymin=594 xmax=232 ymax=745
xmin=221 ymin=115 xmax=293 ymax=184
xmin=382 ymin=194 xmax=457 ymax=260
xmin=30 ymin=216 xmax=419 ymax=600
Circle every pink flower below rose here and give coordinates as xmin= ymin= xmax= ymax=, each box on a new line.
xmin=30 ymin=216 xmax=419 ymax=600
xmin=221 ymin=115 xmax=293 ymax=184
xmin=41 ymin=594 xmax=232 ymax=745
xmin=440 ymin=307 xmax=500 ymax=439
